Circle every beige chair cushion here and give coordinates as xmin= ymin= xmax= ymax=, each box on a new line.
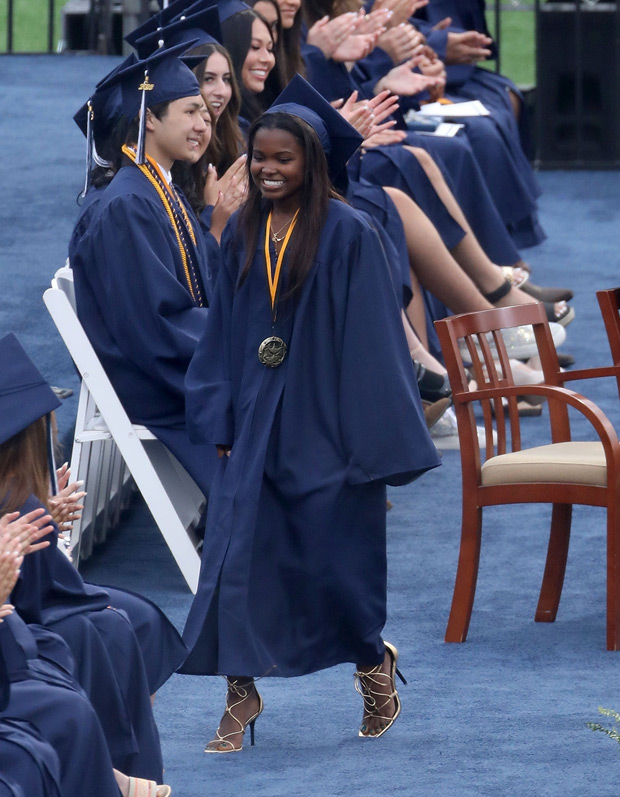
xmin=481 ymin=441 xmax=607 ymax=487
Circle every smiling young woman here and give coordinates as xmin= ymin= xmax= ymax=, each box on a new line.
xmin=180 ymin=88 xmax=441 ymax=751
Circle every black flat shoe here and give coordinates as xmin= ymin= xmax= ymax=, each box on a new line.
xmin=520 ymin=282 xmax=574 ymax=303
xmin=414 ymin=362 xmax=452 ymax=402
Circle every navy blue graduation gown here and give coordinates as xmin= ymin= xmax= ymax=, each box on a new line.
xmin=299 ymin=45 xmax=523 ymax=264
xmin=181 ymin=200 xmax=441 ymax=677
xmin=71 ymin=164 xmax=218 ymax=495
xmin=0 ymin=614 xmax=120 ymax=797
xmin=10 ymin=494 xmax=184 ymax=781
xmin=0 ymin=718 xmax=62 ymax=797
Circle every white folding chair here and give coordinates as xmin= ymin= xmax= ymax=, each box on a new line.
xmin=44 ymin=269 xmax=204 ymax=593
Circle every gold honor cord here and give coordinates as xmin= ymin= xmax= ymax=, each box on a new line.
xmin=264 ymin=209 xmax=300 ymax=311
xmin=121 ymin=145 xmax=200 ymax=304
xmin=258 ymin=209 xmax=299 ymax=368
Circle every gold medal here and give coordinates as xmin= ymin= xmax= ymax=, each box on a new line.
xmin=258 ymin=336 xmax=287 ymax=367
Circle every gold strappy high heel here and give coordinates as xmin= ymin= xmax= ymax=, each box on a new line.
xmin=355 ymin=642 xmax=406 ymax=739
xmin=204 ymin=678 xmax=264 ymax=753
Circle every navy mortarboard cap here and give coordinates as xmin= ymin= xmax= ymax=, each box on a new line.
xmin=98 ymin=40 xmax=201 ymax=163
xmin=264 ymin=74 xmax=362 ymax=181
xmin=133 ymin=6 xmax=221 ymax=59
xmin=124 ymin=0 xmax=193 ymax=51
xmin=217 ymin=0 xmax=251 ymax=23
xmin=73 ymin=54 xmax=138 ymax=196
xmin=0 ymin=334 xmax=60 ymax=446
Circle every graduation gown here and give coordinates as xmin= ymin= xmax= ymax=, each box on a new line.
xmin=10 ymin=494 xmax=186 ymax=781
xmin=181 ymin=200 xmax=441 ymax=677
xmin=299 ymin=43 xmax=524 ymax=263
xmin=71 ymin=164 xmax=218 ymax=495
xmin=0 ymin=614 xmax=120 ymax=797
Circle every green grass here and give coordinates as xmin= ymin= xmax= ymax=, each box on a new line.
xmin=0 ymin=0 xmax=71 ymax=53
xmin=485 ymin=8 xmax=536 ymax=87
xmin=1 ymin=1 xmax=536 ymax=88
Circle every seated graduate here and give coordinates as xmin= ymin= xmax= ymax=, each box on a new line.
xmin=0 ymin=509 xmax=172 ymax=797
xmin=70 ymin=43 xmax=218 ymax=498
xmin=0 ymin=333 xmax=184 ymax=785
xmin=180 ymin=76 xmax=441 ymax=751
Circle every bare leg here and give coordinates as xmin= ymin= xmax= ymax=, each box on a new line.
xmin=401 ymin=309 xmax=447 ymax=374
xmin=403 ymin=145 xmax=529 ymax=272
xmin=356 ymin=644 xmax=402 ymax=738
xmin=205 ymin=677 xmax=262 ymax=753
xmin=383 ymin=187 xmax=564 ymax=315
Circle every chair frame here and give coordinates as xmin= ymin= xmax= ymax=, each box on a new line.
xmin=435 ymin=302 xmax=620 ymax=650
xmin=44 ymin=271 xmax=204 ymax=593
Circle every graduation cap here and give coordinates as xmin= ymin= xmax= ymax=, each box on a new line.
xmin=216 ymin=0 xmax=252 ymax=23
xmin=98 ymin=40 xmax=202 ymax=164
xmin=0 ymin=334 xmax=60 ymax=447
xmin=73 ymin=53 xmax=138 ymax=196
xmin=124 ymin=0 xmax=193 ymax=51
xmin=133 ymin=5 xmax=222 ymax=59
xmin=264 ymin=74 xmax=362 ymax=182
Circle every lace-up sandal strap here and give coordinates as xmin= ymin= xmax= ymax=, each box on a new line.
xmin=127 ymin=778 xmax=171 ymax=797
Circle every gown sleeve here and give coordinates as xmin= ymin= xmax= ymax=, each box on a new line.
xmin=185 ymin=221 xmax=237 ymax=447
xmin=85 ymin=193 xmax=208 ymax=396
xmin=333 ymin=225 xmax=441 ymax=486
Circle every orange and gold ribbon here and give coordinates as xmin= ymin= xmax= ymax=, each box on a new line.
xmin=264 ymin=209 xmax=299 ymax=312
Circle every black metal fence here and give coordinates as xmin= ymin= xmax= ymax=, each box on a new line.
xmin=5 ymin=0 xmax=57 ymax=53
xmin=4 ymin=0 xmax=530 ymax=56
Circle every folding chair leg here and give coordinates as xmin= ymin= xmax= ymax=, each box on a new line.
xmin=535 ymin=503 xmax=572 ymax=623
xmin=445 ymin=504 xmax=483 ymax=643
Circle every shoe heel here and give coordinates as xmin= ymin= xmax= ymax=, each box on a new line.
xmin=249 ymin=718 xmax=257 ymax=747
xmin=395 ymin=667 xmax=407 ymax=686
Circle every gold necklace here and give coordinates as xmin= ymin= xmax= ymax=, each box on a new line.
xmin=271 ymin=214 xmax=295 ymax=244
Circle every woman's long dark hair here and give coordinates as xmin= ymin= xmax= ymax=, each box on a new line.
xmin=171 ymin=101 xmax=216 ymax=216
xmin=280 ymin=12 xmax=306 ymax=83
xmin=247 ymin=0 xmax=288 ymax=104
xmin=0 ymin=417 xmax=51 ymax=514
xmin=221 ymin=10 xmax=278 ymax=123
xmin=238 ymin=112 xmax=342 ymax=301
xmin=304 ymin=0 xmax=358 ymax=25
xmin=188 ymin=42 xmax=245 ymax=174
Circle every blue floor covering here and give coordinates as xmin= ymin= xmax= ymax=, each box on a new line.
xmin=2 ymin=54 xmax=620 ymax=796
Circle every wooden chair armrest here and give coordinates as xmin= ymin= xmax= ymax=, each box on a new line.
xmin=453 ymin=383 xmax=620 ymax=461
xmin=557 ymin=365 xmax=620 ymax=383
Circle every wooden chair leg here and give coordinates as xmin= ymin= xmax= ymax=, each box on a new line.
xmin=445 ymin=504 xmax=483 ymax=643
xmin=535 ymin=503 xmax=572 ymax=622
xmin=606 ymin=501 xmax=620 ymax=651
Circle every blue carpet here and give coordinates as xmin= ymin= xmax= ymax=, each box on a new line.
xmin=3 ymin=55 xmax=620 ymax=797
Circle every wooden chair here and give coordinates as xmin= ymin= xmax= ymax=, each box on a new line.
xmin=435 ymin=302 xmax=620 ymax=650
xmin=43 ymin=272 xmax=204 ymax=593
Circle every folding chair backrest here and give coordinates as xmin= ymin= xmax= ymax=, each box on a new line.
xmin=43 ymin=282 xmax=202 ymax=593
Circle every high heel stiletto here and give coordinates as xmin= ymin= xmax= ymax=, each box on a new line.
xmin=204 ymin=678 xmax=264 ymax=753
xmin=355 ymin=642 xmax=406 ymax=739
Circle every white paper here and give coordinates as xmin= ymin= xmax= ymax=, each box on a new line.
xmin=417 ymin=100 xmax=490 ymax=118
xmin=417 ymin=122 xmax=465 ymax=137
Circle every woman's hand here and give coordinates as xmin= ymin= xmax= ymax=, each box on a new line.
xmin=0 ymin=510 xmax=55 ymax=609
xmin=49 ymin=469 xmax=86 ymax=536
xmin=306 ymin=13 xmax=361 ymax=58
xmin=209 ymin=171 xmax=249 ymax=244
xmin=372 ymin=0 xmax=428 ymax=29
xmin=332 ymin=32 xmax=380 ymax=64
xmin=374 ymin=57 xmax=443 ymax=96
xmin=377 ymin=23 xmax=424 ymax=65
xmin=203 ymin=154 xmax=247 ymax=209
xmin=216 ymin=445 xmax=232 ymax=459
xmin=337 ymin=90 xmax=401 ymax=139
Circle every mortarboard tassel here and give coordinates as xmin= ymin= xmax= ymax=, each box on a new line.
xmin=136 ymin=68 xmax=154 ymax=165
xmin=80 ymin=99 xmax=94 ymax=199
